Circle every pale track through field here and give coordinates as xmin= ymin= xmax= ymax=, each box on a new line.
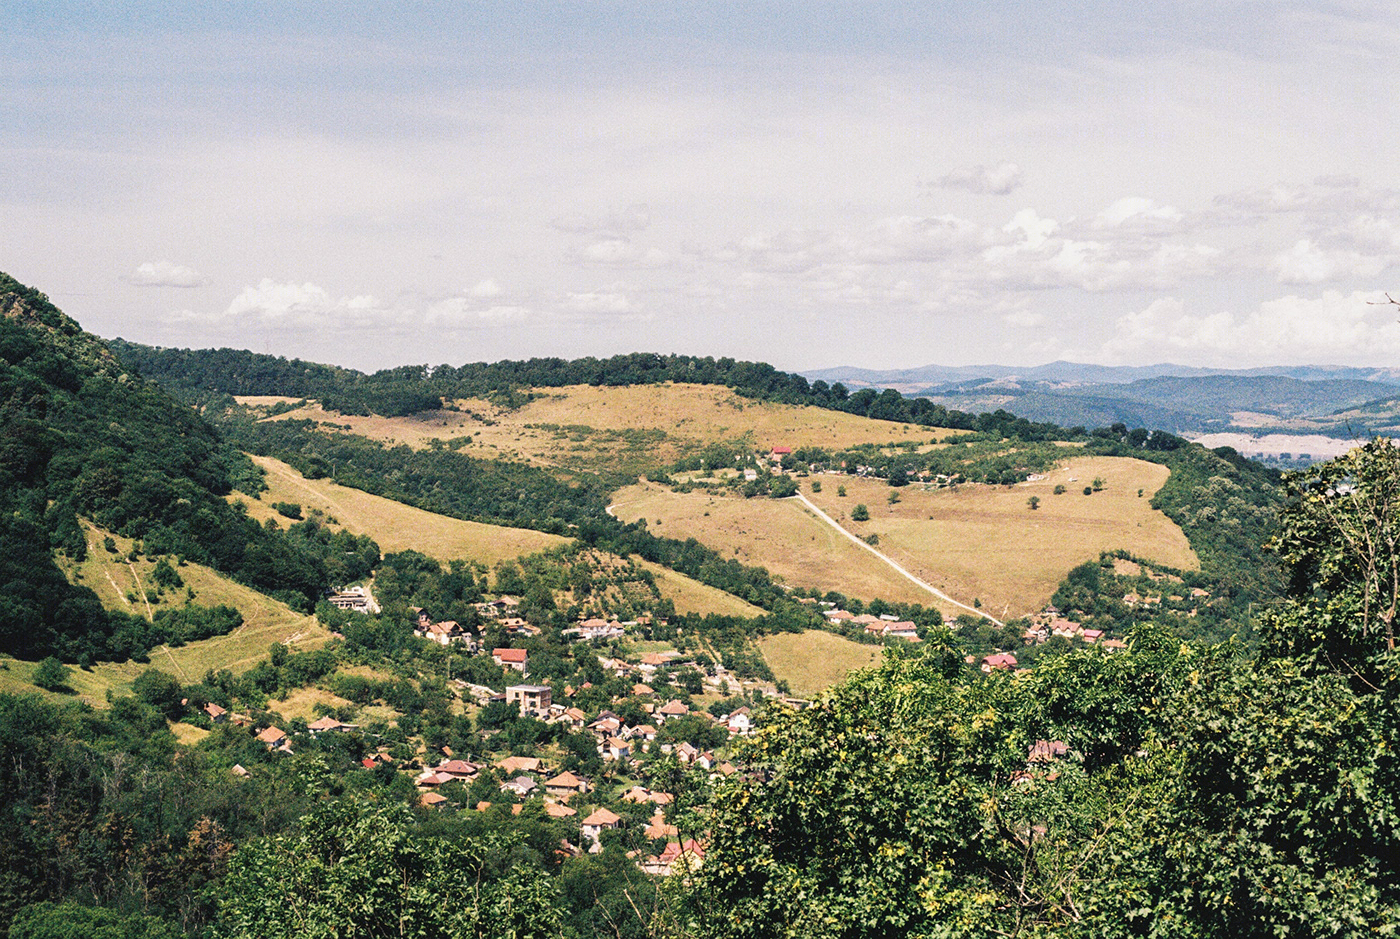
xmin=606 ymin=492 xmax=1002 ymax=626
xmin=792 ymin=492 xmax=1003 ymax=626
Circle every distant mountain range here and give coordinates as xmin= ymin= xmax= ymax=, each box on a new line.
xmin=802 ymin=362 xmax=1400 ymax=440
xmin=804 ymin=361 xmax=1400 ymax=388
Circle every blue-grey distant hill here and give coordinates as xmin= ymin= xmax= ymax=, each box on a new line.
xmin=805 ymin=361 xmax=1400 ymax=388
xmin=802 ymin=362 xmax=1400 ymax=436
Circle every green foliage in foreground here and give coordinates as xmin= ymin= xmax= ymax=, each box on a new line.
xmin=671 ymin=634 xmax=1400 ymax=938
xmin=669 ymin=442 xmax=1400 ymax=939
xmin=215 ymin=801 xmax=564 ymax=939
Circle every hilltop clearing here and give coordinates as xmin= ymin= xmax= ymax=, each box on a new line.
xmin=614 ymin=455 xmax=1194 ymax=618
xmin=251 ymin=382 xmax=964 ymax=481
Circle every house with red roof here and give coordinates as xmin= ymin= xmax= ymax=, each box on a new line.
xmin=492 ymin=647 xmax=529 ymax=674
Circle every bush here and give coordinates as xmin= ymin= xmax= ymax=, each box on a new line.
xmin=851 ymin=504 xmax=870 ymax=522
xmin=32 ymin=656 xmax=70 ymax=692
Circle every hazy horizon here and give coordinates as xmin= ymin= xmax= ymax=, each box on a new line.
xmin=6 ymin=2 xmax=1400 ymax=373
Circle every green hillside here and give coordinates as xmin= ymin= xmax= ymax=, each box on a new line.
xmin=0 ymin=273 xmax=360 ymax=663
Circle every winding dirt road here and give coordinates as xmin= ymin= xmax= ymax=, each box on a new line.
xmin=792 ymin=492 xmax=1003 ymax=626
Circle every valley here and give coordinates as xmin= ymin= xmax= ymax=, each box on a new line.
xmin=5 ymin=270 xmax=1383 ymax=939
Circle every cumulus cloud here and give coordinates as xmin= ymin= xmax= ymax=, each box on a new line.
xmin=570 ymin=237 xmax=671 ymax=268
xmin=223 ymin=279 xmax=384 ymax=327
xmin=1098 ymin=291 xmax=1400 ymax=365
xmin=424 ymin=296 xmax=530 ymax=325
xmin=1272 ymin=239 xmax=1389 ymax=284
xmin=854 ymin=214 xmax=992 ymax=263
xmin=563 ymin=285 xmax=640 ymax=316
xmin=1094 ymin=197 xmax=1183 ymax=229
xmin=936 ymin=162 xmax=1024 ymax=195
xmin=127 ymin=260 xmax=208 ymax=288
xmin=468 ymin=278 xmax=503 ymax=298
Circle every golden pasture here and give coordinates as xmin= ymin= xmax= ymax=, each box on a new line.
xmin=610 ymin=480 xmax=939 ymax=606
xmin=615 ymin=455 xmax=1196 ymax=618
xmin=242 ymin=456 xmax=761 ymax=618
xmin=239 ymin=454 xmax=567 ymax=564
xmin=261 ymin=383 xmax=961 ymax=476
xmin=757 ymin=630 xmax=884 ymax=697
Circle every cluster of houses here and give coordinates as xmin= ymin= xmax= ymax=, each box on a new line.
xmin=823 ymin=608 xmax=922 ymax=641
xmin=407 ymin=744 xmax=711 ymax=871
xmin=197 ymin=699 xmax=359 ymax=756
xmin=1019 ymin=606 xmax=1124 ymax=651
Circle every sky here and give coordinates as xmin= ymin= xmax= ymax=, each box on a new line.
xmin=4 ymin=1 xmax=1400 ymax=374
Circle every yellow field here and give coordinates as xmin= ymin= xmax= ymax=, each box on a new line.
xmin=636 ymin=560 xmax=766 ymax=618
xmin=807 ymin=456 xmax=1195 ymax=618
xmin=243 ymin=455 xmax=762 ymax=619
xmin=271 ymin=685 xmax=357 ymax=722
xmin=757 ymin=630 xmax=883 ymax=697
xmin=0 ymin=655 xmax=130 ymax=709
xmin=240 ymin=455 xmax=567 ymax=564
xmin=615 ymin=455 xmax=1196 ymax=618
xmin=611 ymin=480 xmax=939 ymax=607
xmin=262 ymin=383 xmax=962 ymax=477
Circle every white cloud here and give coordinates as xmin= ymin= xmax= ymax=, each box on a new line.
xmin=469 ymin=279 xmax=503 ymax=298
xmin=572 ymin=237 xmax=671 ymax=268
xmin=424 ymin=296 xmax=531 ymax=325
xmin=1272 ymin=239 xmax=1389 ymax=284
xmin=1098 ymin=291 xmax=1400 ymax=366
xmin=1094 ymin=197 xmax=1183 ymax=229
xmin=127 ymin=260 xmax=208 ymax=288
xmin=1002 ymin=209 xmax=1058 ymax=248
xmin=563 ymin=286 xmax=639 ymax=316
xmin=223 ymin=279 xmax=385 ymax=327
xmin=936 ymin=162 xmax=1024 ymax=196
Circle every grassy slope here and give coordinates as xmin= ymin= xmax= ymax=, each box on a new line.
xmin=256 ymin=383 xmax=963 ymax=478
xmin=611 ymin=480 xmax=940 ymax=607
xmin=243 ymin=455 xmax=764 ymax=618
xmin=12 ymin=522 xmax=328 ymax=706
xmin=616 ymin=455 xmax=1196 ymax=619
xmin=241 ymin=454 xmax=568 ymax=563
xmin=757 ymin=630 xmax=883 ymax=697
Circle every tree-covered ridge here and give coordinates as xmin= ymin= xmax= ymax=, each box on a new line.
xmin=0 ymin=273 xmax=368 ymax=663
xmin=109 ymin=339 xmax=1070 ymax=439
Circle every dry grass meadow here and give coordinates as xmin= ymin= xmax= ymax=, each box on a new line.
xmin=242 ymin=456 xmax=761 ymax=618
xmin=615 ymin=455 xmax=1196 ymax=619
xmin=239 ymin=455 xmax=568 ymax=564
xmin=757 ymin=630 xmax=883 ymax=697
xmin=254 ymin=383 xmax=964 ymax=479
xmin=610 ymin=480 xmax=940 ymax=607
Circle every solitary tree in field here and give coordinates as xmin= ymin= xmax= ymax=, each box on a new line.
xmin=1028 ymin=496 xmax=1040 ymax=510
xmin=33 ymin=657 xmax=70 ymax=692
xmin=851 ymin=504 xmax=870 ymax=521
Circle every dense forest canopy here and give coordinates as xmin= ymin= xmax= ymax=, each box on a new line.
xmin=0 ymin=274 xmax=366 ymax=662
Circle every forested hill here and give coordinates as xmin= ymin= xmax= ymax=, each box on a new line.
xmin=108 ymin=339 xmax=1065 ymax=438
xmin=0 ymin=273 xmax=348 ymax=662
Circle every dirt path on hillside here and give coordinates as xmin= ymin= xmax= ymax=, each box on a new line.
xmin=792 ymin=492 xmax=1003 ymax=626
